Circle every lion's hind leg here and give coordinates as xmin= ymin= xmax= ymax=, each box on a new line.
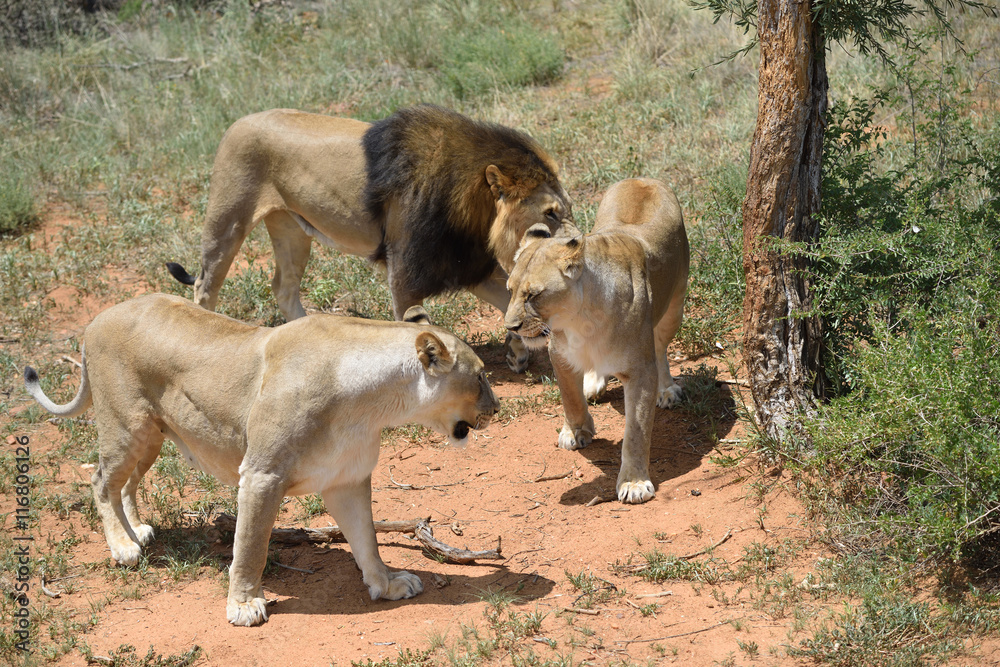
xmin=92 ymin=420 xmax=159 ymax=566
xmin=193 ymin=195 xmax=261 ymax=313
xmin=120 ymin=430 xmax=164 ymax=547
xmin=263 ymin=211 xmax=312 ymax=321
xmin=653 ymin=288 xmax=685 ymax=409
xmin=322 ymin=479 xmax=423 ymax=601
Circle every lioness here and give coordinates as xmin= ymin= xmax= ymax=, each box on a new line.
xmin=166 ymin=104 xmax=575 ymax=372
xmin=24 ymin=294 xmax=500 ymax=626
xmin=504 ymin=178 xmax=690 ymax=504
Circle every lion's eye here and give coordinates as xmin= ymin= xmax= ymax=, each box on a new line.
xmin=545 ymin=208 xmax=559 ymax=221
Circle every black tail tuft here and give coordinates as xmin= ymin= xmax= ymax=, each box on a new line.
xmin=24 ymin=366 xmax=38 ymax=385
xmin=165 ymin=262 xmax=196 ymax=286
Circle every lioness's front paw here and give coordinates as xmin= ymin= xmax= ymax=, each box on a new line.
xmin=368 ymin=570 xmax=423 ymax=601
xmin=584 ymin=371 xmax=607 ymax=401
xmin=617 ymin=479 xmax=655 ymax=504
xmin=133 ymin=524 xmax=155 ymax=546
xmin=505 ymin=333 xmax=530 ymax=373
xmin=227 ymin=597 xmax=269 ymax=626
xmin=558 ymin=425 xmax=593 ymax=450
xmin=110 ymin=540 xmax=142 ymax=567
xmin=656 ymin=384 xmax=684 ymax=409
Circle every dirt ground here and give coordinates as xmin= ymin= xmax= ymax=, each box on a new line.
xmin=2 ymin=212 xmax=827 ymax=667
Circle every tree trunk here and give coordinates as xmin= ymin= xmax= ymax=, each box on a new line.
xmin=741 ymin=0 xmax=827 ymax=445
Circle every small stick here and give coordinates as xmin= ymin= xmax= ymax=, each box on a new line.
xmin=634 ymin=591 xmax=673 ymax=599
xmin=585 ymin=496 xmax=608 ymax=507
xmin=614 ymin=619 xmax=740 ymax=644
xmin=41 ymin=580 xmax=61 ymax=598
xmin=564 ymin=607 xmax=601 ymax=615
xmin=45 ymin=574 xmax=81 ymax=583
xmin=680 ymin=529 xmax=734 ymax=560
xmin=389 ymin=467 xmax=468 ymax=490
xmin=534 ymin=470 xmax=574 ymax=483
xmin=274 ymin=562 xmax=315 ymax=574
xmin=60 ymin=355 xmax=83 ymax=369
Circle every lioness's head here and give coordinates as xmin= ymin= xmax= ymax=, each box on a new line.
xmin=411 ymin=316 xmax=500 ymax=446
xmin=504 ymin=225 xmax=585 ymax=350
xmin=485 ymin=164 xmax=577 ymax=273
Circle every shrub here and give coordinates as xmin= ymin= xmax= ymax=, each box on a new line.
xmin=438 ymin=22 xmax=564 ymax=99
xmin=0 ymin=176 xmax=39 ymax=236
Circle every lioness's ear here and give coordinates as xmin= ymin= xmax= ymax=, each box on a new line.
xmin=486 ymin=164 xmax=512 ymax=200
xmin=403 ymin=305 xmax=432 ymax=325
xmin=560 ymin=236 xmax=584 ymax=280
xmin=416 ymin=331 xmax=455 ymax=376
xmin=513 ymin=223 xmax=553 ymax=264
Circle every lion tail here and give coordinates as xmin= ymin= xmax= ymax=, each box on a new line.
xmin=165 ymin=262 xmax=196 ymax=286
xmin=24 ymin=346 xmax=93 ymax=418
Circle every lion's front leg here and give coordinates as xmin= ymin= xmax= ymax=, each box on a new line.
xmin=322 ymin=478 xmax=423 ymax=601
xmin=227 ymin=470 xmax=286 ymax=627
xmin=617 ymin=370 xmax=658 ymax=504
xmin=549 ymin=343 xmax=595 ymax=450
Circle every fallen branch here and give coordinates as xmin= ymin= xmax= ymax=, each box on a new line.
xmin=274 ymin=562 xmax=315 ymax=574
xmin=214 ymin=513 xmax=423 ymax=544
xmin=414 ymin=519 xmax=503 ymax=564
xmin=213 ymin=514 xmax=503 ymax=564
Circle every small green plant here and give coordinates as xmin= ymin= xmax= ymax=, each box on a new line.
xmin=0 ymin=175 xmax=38 ymax=234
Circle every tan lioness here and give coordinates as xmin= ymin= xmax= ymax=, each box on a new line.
xmin=24 ymin=294 xmax=500 ymax=626
xmin=504 ymin=178 xmax=690 ymax=504
xmin=166 ymin=104 xmax=576 ymax=372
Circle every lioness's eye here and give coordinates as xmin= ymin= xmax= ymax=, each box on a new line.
xmin=545 ymin=208 xmax=558 ymax=221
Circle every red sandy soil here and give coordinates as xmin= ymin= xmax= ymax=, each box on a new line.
xmin=4 ymin=211 xmax=835 ymax=667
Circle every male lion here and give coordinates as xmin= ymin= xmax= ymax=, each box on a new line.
xmin=166 ymin=104 xmax=574 ymax=371
xmin=504 ymin=178 xmax=690 ymax=504
xmin=24 ymin=294 xmax=500 ymax=626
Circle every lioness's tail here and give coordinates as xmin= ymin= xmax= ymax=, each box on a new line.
xmin=24 ymin=347 xmax=93 ymax=418
xmin=165 ymin=262 xmax=196 ymax=286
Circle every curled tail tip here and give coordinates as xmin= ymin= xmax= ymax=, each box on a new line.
xmin=165 ymin=262 xmax=196 ymax=286
xmin=24 ymin=366 xmax=38 ymax=385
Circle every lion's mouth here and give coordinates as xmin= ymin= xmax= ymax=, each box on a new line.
xmin=452 ymin=421 xmax=472 ymax=440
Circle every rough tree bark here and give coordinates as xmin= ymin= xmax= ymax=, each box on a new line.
xmin=741 ymin=0 xmax=827 ymax=444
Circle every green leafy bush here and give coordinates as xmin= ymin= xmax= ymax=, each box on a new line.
xmin=0 ymin=176 xmax=38 ymax=236
xmin=800 ymin=49 xmax=1000 ymax=561
xmin=439 ymin=22 xmax=564 ymax=99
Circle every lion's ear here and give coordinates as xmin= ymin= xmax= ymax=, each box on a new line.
xmin=559 ymin=236 xmax=584 ymax=280
xmin=513 ymin=223 xmax=553 ymax=264
xmin=416 ymin=332 xmax=455 ymax=376
xmin=403 ymin=305 xmax=432 ymax=325
xmin=485 ymin=164 xmax=513 ymax=200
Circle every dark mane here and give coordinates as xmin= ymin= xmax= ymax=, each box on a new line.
xmin=362 ymin=104 xmax=559 ymax=297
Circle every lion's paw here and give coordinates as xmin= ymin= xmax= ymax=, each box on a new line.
xmin=505 ymin=333 xmax=530 ymax=374
xmin=656 ymin=384 xmax=683 ymax=409
xmin=367 ymin=570 xmax=423 ymax=601
xmin=110 ymin=540 xmax=142 ymax=567
xmin=384 ymin=570 xmax=424 ymax=600
xmin=132 ymin=524 xmax=155 ymax=546
xmin=559 ymin=425 xmax=593 ymax=451
xmin=227 ymin=597 xmax=269 ymax=626
xmin=617 ymin=479 xmax=655 ymax=504
xmin=583 ymin=371 xmax=607 ymax=401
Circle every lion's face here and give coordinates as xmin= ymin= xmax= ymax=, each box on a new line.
xmin=488 ymin=174 xmax=576 ymax=273
xmin=415 ymin=331 xmax=501 ymax=446
xmin=503 ymin=233 xmax=585 ymax=350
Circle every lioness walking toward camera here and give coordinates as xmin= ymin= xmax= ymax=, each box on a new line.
xmin=166 ymin=104 xmax=575 ymax=372
xmin=24 ymin=294 xmax=500 ymax=626
xmin=504 ymin=178 xmax=689 ymax=504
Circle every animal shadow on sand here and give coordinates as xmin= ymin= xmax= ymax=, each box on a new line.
xmin=150 ymin=527 xmax=553 ymax=620
xmin=557 ymin=377 xmax=739 ymax=506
